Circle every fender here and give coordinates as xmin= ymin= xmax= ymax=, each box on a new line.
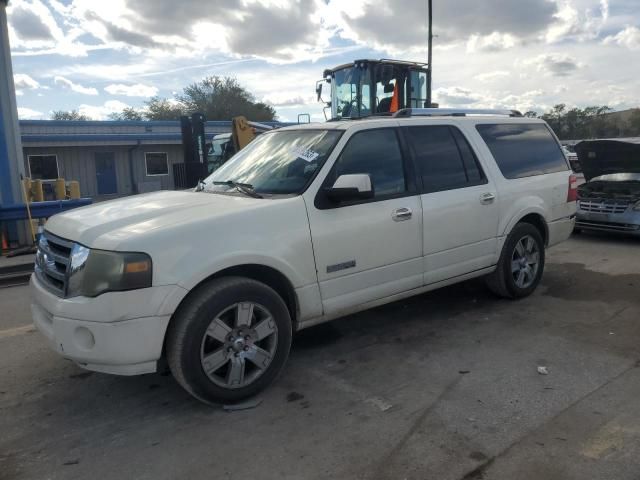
xmin=500 ymin=198 xmax=548 ymax=238
xmin=178 ymin=251 xmax=307 ymax=292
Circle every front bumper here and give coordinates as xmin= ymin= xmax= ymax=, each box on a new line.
xmin=576 ymin=209 xmax=640 ymax=235
xmin=30 ymin=274 xmax=188 ymax=375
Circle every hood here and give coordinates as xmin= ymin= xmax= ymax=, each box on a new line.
xmin=575 ymin=139 xmax=640 ymax=182
xmin=45 ymin=190 xmax=265 ymax=249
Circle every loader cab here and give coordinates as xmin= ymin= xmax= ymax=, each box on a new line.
xmin=317 ymin=59 xmax=431 ymax=120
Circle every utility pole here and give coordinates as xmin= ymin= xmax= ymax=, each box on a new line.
xmin=426 ymin=0 xmax=433 ymax=107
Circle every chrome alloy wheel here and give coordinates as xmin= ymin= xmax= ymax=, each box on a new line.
xmin=200 ymin=302 xmax=278 ymax=389
xmin=511 ymin=234 xmax=540 ymax=289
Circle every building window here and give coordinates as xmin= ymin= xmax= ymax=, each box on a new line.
xmin=145 ymin=152 xmax=169 ymax=176
xmin=28 ymin=154 xmax=59 ymax=180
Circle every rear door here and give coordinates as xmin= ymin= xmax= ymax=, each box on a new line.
xmin=306 ymin=127 xmax=423 ymax=315
xmin=404 ymin=124 xmax=500 ymax=284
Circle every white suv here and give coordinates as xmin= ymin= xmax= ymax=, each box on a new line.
xmin=31 ymin=109 xmax=577 ymax=404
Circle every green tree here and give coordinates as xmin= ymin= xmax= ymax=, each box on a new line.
xmin=51 ymin=109 xmax=90 ymax=121
xmin=524 ymin=111 xmax=538 ymax=118
xmin=177 ymin=76 xmax=276 ymax=121
xmin=108 ymin=107 xmax=143 ymax=121
xmin=143 ymin=97 xmax=184 ymax=120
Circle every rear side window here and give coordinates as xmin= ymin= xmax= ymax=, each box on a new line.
xmin=334 ymin=128 xmax=406 ymax=198
xmin=406 ymin=125 xmax=486 ymax=193
xmin=476 ymin=124 xmax=568 ymax=179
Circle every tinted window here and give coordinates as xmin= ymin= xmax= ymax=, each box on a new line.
xmin=407 ymin=126 xmax=486 ymax=193
xmin=476 ymin=124 xmax=568 ymax=179
xmin=451 ymin=128 xmax=483 ymax=183
xmin=334 ymin=129 xmax=406 ymax=197
xmin=29 ymin=155 xmax=59 ymax=180
xmin=145 ymin=152 xmax=169 ymax=176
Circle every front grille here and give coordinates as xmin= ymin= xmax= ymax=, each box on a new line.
xmin=578 ymin=200 xmax=629 ymax=214
xmin=35 ymin=231 xmax=73 ymax=297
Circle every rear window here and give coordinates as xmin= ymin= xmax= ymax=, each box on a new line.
xmin=476 ymin=124 xmax=568 ymax=179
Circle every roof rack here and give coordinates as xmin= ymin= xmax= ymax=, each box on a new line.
xmin=394 ymin=108 xmax=523 ymax=118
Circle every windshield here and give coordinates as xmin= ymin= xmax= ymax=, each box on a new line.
xmin=207 ymin=135 xmax=233 ymax=173
xmin=203 ymin=129 xmax=343 ymax=195
xmin=332 ymin=66 xmax=371 ymax=119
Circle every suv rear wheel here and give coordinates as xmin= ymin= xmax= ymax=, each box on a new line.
xmin=166 ymin=277 xmax=292 ymax=405
xmin=486 ymin=223 xmax=545 ymax=299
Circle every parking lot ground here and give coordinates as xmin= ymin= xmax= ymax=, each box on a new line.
xmin=1 ymin=232 xmax=640 ymax=480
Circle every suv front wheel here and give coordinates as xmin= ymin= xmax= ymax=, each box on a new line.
xmin=166 ymin=277 xmax=292 ymax=405
xmin=486 ymin=223 xmax=545 ymax=299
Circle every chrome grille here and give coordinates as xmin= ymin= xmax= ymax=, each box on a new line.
xmin=578 ymin=200 xmax=629 ymax=214
xmin=35 ymin=231 xmax=72 ymax=297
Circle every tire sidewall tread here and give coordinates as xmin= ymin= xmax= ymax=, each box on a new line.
xmin=166 ymin=276 xmax=292 ymax=405
xmin=487 ymin=223 xmax=545 ymax=299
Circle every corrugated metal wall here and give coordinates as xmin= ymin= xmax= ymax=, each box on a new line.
xmin=23 ymin=144 xmax=185 ymax=200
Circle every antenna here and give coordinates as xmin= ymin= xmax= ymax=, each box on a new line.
xmin=426 ymin=0 xmax=433 ymax=107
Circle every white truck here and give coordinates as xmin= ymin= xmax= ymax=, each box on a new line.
xmin=31 ymin=109 xmax=576 ymax=404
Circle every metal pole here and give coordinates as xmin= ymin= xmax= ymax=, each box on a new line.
xmin=426 ymin=0 xmax=433 ymax=107
xmin=0 ymin=0 xmax=28 ymax=244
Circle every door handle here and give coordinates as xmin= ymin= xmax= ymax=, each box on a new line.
xmin=480 ymin=192 xmax=496 ymax=205
xmin=392 ymin=207 xmax=412 ymax=222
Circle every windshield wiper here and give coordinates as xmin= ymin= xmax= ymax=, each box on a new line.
xmin=213 ymin=180 xmax=263 ymax=199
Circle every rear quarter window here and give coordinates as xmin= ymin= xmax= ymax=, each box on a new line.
xmin=476 ymin=123 xmax=568 ymax=179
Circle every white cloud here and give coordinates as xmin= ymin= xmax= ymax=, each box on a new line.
xmin=475 ymin=71 xmax=510 ymax=82
xmin=17 ymin=107 xmax=44 ymax=119
xmin=434 ymin=86 xmax=484 ymax=105
xmin=467 ymin=33 xmax=518 ymax=53
xmin=104 ymin=83 xmax=159 ymax=97
xmin=77 ymin=100 xmax=130 ymax=120
xmin=523 ymin=54 xmax=582 ymax=77
xmin=54 ymin=76 xmax=99 ymax=95
xmin=604 ymin=26 xmax=640 ymax=50
xmin=14 ymin=73 xmax=40 ymax=90
xmin=546 ymin=0 xmax=609 ymax=43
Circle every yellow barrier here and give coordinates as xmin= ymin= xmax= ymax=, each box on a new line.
xmin=54 ymin=178 xmax=66 ymax=200
xmin=67 ymin=181 xmax=80 ymax=199
xmin=22 ymin=177 xmax=82 ymax=202
xmin=23 ymin=178 xmax=32 ymax=202
xmin=31 ymin=179 xmax=44 ymax=202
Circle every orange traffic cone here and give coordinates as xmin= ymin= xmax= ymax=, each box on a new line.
xmin=1 ymin=230 xmax=8 ymax=254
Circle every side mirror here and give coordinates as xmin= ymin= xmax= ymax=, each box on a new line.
xmin=316 ymin=80 xmax=324 ymax=102
xmin=324 ymin=174 xmax=374 ymax=202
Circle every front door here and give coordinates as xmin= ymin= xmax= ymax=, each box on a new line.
xmin=404 ymin=124 xmax=499 ymax=284
xmin=306 ymin=127 xmax=423 ymax=315
xmin=95 ymin=152 xmax=117 ymax=195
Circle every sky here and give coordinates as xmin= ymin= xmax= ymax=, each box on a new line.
xmin=6 ymin=0 xmax=640 ymax=122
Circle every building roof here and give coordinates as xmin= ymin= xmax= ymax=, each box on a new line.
xmin=20 ymin=120 xmax=296 ymax=147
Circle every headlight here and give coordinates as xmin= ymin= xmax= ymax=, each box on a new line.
xmin=67 ymin=244 xmax=152 ymax=298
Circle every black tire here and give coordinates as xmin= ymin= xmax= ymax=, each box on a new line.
xmin=573 ymin=227 xmax=582 ymax=234
xmin=166 ymin=277 xmax=292 ymax=405
xmin=485 ymin=223 xmax=545 ymax=299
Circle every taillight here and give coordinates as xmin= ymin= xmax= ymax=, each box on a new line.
xmin=567 ymin=174 xmax=578 ymax=202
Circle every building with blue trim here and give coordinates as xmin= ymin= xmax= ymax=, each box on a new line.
xmin=19 ymin=119 xmax=292 ymax=200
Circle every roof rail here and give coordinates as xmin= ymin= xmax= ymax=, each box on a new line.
xmin=394 ymin=108 xmax=523 ymax=118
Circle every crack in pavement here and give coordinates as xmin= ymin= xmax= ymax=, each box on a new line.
xmin=368 ymin=377 xmax=463 ymax=480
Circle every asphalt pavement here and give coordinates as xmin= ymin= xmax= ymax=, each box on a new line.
xmin=1 ymin=232 xmax=640 ymax=480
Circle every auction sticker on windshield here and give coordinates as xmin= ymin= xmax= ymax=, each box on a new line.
xmin=292 ymin=146 xmax=320 ymax=162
